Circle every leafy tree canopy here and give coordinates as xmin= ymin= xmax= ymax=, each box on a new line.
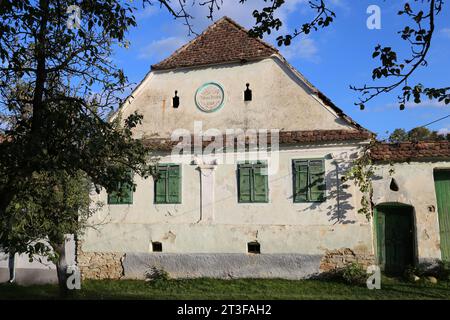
xmin=0 ymin=0 xmax=153 ymax=291
xmin=388 ymin=127 xmax=449 ymax=142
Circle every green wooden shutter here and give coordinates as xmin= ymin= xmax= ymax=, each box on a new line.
xmin=168 ymin=165 xmax=181 ymax=203
xmin=294 ymin=160 xmax=308 ymax=202
xmin=121 ymin=183 xmax=133 ymax=204
xmin=155 ymin=164 xmax=181 ymax=204
xmin=155 ymin=167 xmax=168 ymax=204
xmin=108 ymin=191 xmax=118 ymax=204
xmin=238 ymin=164 xmax=252 ymax=202
xmin=309 ymin=159 xmax=325 ymax=202
xmin=108 ymin=182 xmax=133 ymax=205
xmin=434 ymin=170 xmax=450 ymax=261
xmin=253 ymin=165 xmax=268 ymax=202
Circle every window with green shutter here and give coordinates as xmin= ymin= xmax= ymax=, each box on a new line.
xmin=293 ymin=159 xmax=326 ymax=203
xmin=108 ymin=182 xmax=133 ymax=205
xmin=238 ymin=162 xmax=268 ymax=203
xmin=154 ymin=164 xmax=181 ymax=204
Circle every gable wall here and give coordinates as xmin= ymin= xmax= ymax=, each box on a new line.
xmin=120 ymin=57 xmax=354 ymax=138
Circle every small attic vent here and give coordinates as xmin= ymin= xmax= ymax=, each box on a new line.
xmin=244 ymin=83 xmax=252 ymax=101
xmin=390 ymin=178 xmax=399 ymax=192
xmin=172 ymin=91 xmax=179 ymax=108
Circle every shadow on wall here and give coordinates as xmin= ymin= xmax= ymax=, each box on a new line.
xmin=326 ymin=161 xmax=356 ymax=225
xmin=289 ymin=160 xmax=357 ymax=225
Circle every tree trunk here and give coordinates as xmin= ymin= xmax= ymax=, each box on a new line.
xmin=53 ymin=240 xmax=69 ymax=297
xmin=31 ymin=0 xmax=49 ymax=136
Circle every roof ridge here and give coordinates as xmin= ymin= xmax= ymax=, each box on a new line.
xmin=218 ymin=16 xmax=279 ymax=53
xmin=152 ymin=17 xmax=225 ymax=69
xmin=151 ymin=16 xmax=278 ymax=71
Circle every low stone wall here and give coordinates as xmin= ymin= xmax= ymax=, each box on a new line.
xmin=319 ymin=248 xmax=376 ymax=272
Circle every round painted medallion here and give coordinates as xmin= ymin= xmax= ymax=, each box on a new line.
xmin=195 ymin=82 xmax=225 ymax=113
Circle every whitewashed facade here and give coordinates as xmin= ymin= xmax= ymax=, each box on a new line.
xmin=79 ymin=17 xmax=375 ymax=279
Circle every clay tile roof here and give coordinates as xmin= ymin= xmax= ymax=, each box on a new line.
xmin=151 ymin=16 xmax=278 ymax=71
xmin=143 ymin=130 xmax=372 ymax=151
xmin=370 ymin=141 xmax=450 ymax=162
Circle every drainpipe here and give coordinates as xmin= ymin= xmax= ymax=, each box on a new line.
xmin=8 ymin=252 xmax=15 ymax=283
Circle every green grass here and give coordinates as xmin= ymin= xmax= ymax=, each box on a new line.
xmin=0 ymin=277 xmax=449 ymax=300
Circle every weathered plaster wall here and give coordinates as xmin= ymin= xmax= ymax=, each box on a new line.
xmin=372 ymin=161 xmax=450 ymax=262
xmin=80 ymin=56 xmax=371 ymax=279
xmin=0 ymin=235 xmax=76 ymax=285
xmin=118 ymin=57 xmax=354 ymax=138
xmin=80 ymin=144 xmax=374 ymax=278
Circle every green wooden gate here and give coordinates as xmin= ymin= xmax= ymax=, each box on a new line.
xmin=434 ymin=170 xmax=450 ymax=262
xmin=375 ymin=204 xmax=415 ymax=274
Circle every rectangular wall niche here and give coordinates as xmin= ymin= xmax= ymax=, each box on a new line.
xmin=152 ymin=242 xmax=162 ymax=252
xmin=247 ymin=241 xmax=260 ymax=254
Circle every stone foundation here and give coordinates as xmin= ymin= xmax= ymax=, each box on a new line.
xmin=319 ymin=248 xmax=375 ymax=272
xmin=76 ymin=245 xmax=375 ymax=280
xmin=77 ymin=242 xmax=124 ymax=280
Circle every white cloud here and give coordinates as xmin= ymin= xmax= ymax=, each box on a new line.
xmin=135 ymin=5 xmax=158 ymax=20
xmin=280 ymin=37 xmax=319 ymax=62
xmin=139 ymin=37 xmax=187 ymax=60
xmin=441 ymin=28 xmax=450 ymax=38
xmin=438 ymin=128 xmax=450 ymax=135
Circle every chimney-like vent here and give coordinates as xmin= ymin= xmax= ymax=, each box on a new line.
xmin=244 ymin=83 xmax=252 ymax=102
xmin=173 ymin=91 xmax=180 ymax=108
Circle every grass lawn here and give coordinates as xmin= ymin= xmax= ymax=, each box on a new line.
xmin=1 ymin=277 xmax=450 ymax=300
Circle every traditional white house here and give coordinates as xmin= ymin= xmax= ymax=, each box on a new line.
xmin=77 ymin=17 xmax=450 ymax=280
xmin=2 ymin=17 xmax=449 ymax=284
xmin=78 ymin=17 xmax=376 ymax=280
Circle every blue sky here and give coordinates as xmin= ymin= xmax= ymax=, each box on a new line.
xmin=113 ymin=0 xmax=450 ymax=139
